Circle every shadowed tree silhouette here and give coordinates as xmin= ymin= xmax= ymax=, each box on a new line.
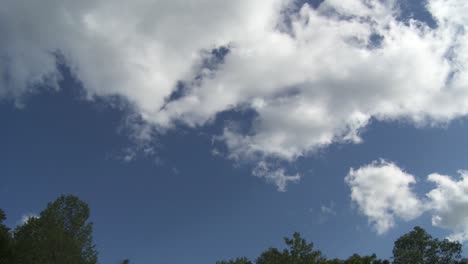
xmin=0 ymin=209 xmax=13 ymax=264
xmin=216 ymin=257 xmax=252 ymax=264
xmin=13 ymin=195 xmax=97 ymax=264
xmin=392 ymin=226 xmax=467 ymax=264
xmin=256 ymin=232 xmax=326 ymax=264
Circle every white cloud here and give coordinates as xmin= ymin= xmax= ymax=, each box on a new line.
xmin=347 ymin=162 xmax=468 ymax=243
xmin=2 ymin=0 xmax=468 ymax=190
xmin=252 ymin=161 xmax=300 ymax=192
xmin=321 ymin=201 xmax=336 ymax=216
xmin=18 ymin=213 xmax=38 ymax=225
xmin=426 ymin=171 xmax=468 ymax=242
xmin=345 ymin=160 xmax=423 ymax=234
xmin=318 ymin=201 xmax=337 ymax=224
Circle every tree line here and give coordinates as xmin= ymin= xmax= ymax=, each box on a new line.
xmin=1 ymin=195 xmax=467 ymax=264
xmin=217 ymin=228 xmax=468 ymax=264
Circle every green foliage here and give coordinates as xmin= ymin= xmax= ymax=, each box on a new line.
xmin=216 ymin=227 xmax=468 ymax=264
xmin=324 ymin=254 xmax=389 ymax=264
xmin=256 ymin=247 xmax=290 ymax=264
xmin=0 ymin=209 xmax=13 ymax=264
xmin=256 ymin=232 xmax=326 ymax=264
xmin=13 ymin=195 xmax=98 ymax=264
xmin=341 ymin=254 xmax=389 ymax=264
xmin=392 ymin=226 xmax=464 ymax=264
xmin=216 ymin=256 xmax=253 ymax=264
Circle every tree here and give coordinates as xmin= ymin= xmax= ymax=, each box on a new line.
xmin=216 ymin=257 xmax=252 ymax=264
xmin=392 ymin=226 xmax=464 ymax=264
xmin=341 ymin=254 xmax=389 ymax=264
xmin=13 ymin=195 xmax=98 ymax=264
xmin=325 ymin=254 xmax=389 ymax=264
xmin=256 ymin=232 xmax=326 ymax=264
xmin=0 ymin=209 xmax=12 ymax=264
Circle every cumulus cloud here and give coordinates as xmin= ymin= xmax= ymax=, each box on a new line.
xmin=426 ymin=171 xmax=468 ymax=242
xmin=347 ymin=162 xmax=468 ymax=243
xmin=345 ymin=160 xmax=423 ymax=234
xmin=2 ymin=0 xmax=468 ymax=190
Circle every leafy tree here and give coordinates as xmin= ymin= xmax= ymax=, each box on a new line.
xmin=13 ymin=195 xmax=97 ymax=264
xmin=0 ymin=209 xmax=12 ymax=264
xmin=257 ymin=248 xmax=289 ymax=264
xmin=326 ymin=259 xmax=343 ymax=264
xmin=256 ymin=232 xmax=326 ymax=264
xmin=121 ymin=259 xmax=130 ymax=264
xmin=325 ymin=254 xmax=389 ymax=264
xmin=341 ymin=254 xmax=389 ymax=264
xmin=392 ymin=226 xmax=464 ymax=264
xmin=216 ymin=256 xmax=252 ymax=264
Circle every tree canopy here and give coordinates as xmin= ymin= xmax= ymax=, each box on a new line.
xmin=1 ymin=195 xmax=467 ymax=264
xmin=392 ymin=226 xmax=467 ymax=264
xmin=255 ymin=232 xmax=325 ymax=264
xmin=5 ymin=195 xmax=97 ymax=264
xmin=0 ymin=209 xmax=13 ymax=264
xmin=216 ymin=257 xmax=253 ymax=264
xmin=218 ymin=227 xmax=468 ymax=264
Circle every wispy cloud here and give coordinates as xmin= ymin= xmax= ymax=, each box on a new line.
xmin=252 ymin=161 xmax=300 ymax=192
xmin=318 ymin=201 xmax=337 ymax=224
xmin=321 ymin=201 xmax=336 ymax=216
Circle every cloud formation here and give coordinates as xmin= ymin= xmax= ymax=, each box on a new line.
xmin=346 ymin=161 xmax=468 ymax=243
xmin=427 ymin=171 xmax=468 ymax=242
xmin=1 ymin=0 xmax=468 ymax=189
xmin=345 ymin=160 xmax=423 ymax=234
xmin=252 ymin=161 xmax=300 ymax=192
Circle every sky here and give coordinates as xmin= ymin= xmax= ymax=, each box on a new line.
xmin=1 ymin=0 xmax=468 ymax=263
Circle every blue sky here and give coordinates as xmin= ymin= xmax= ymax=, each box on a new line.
xmin=2 ymin=68 xmax=468 ymax=263
xmin=2 ymin=0 xmax=468 ymax=263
